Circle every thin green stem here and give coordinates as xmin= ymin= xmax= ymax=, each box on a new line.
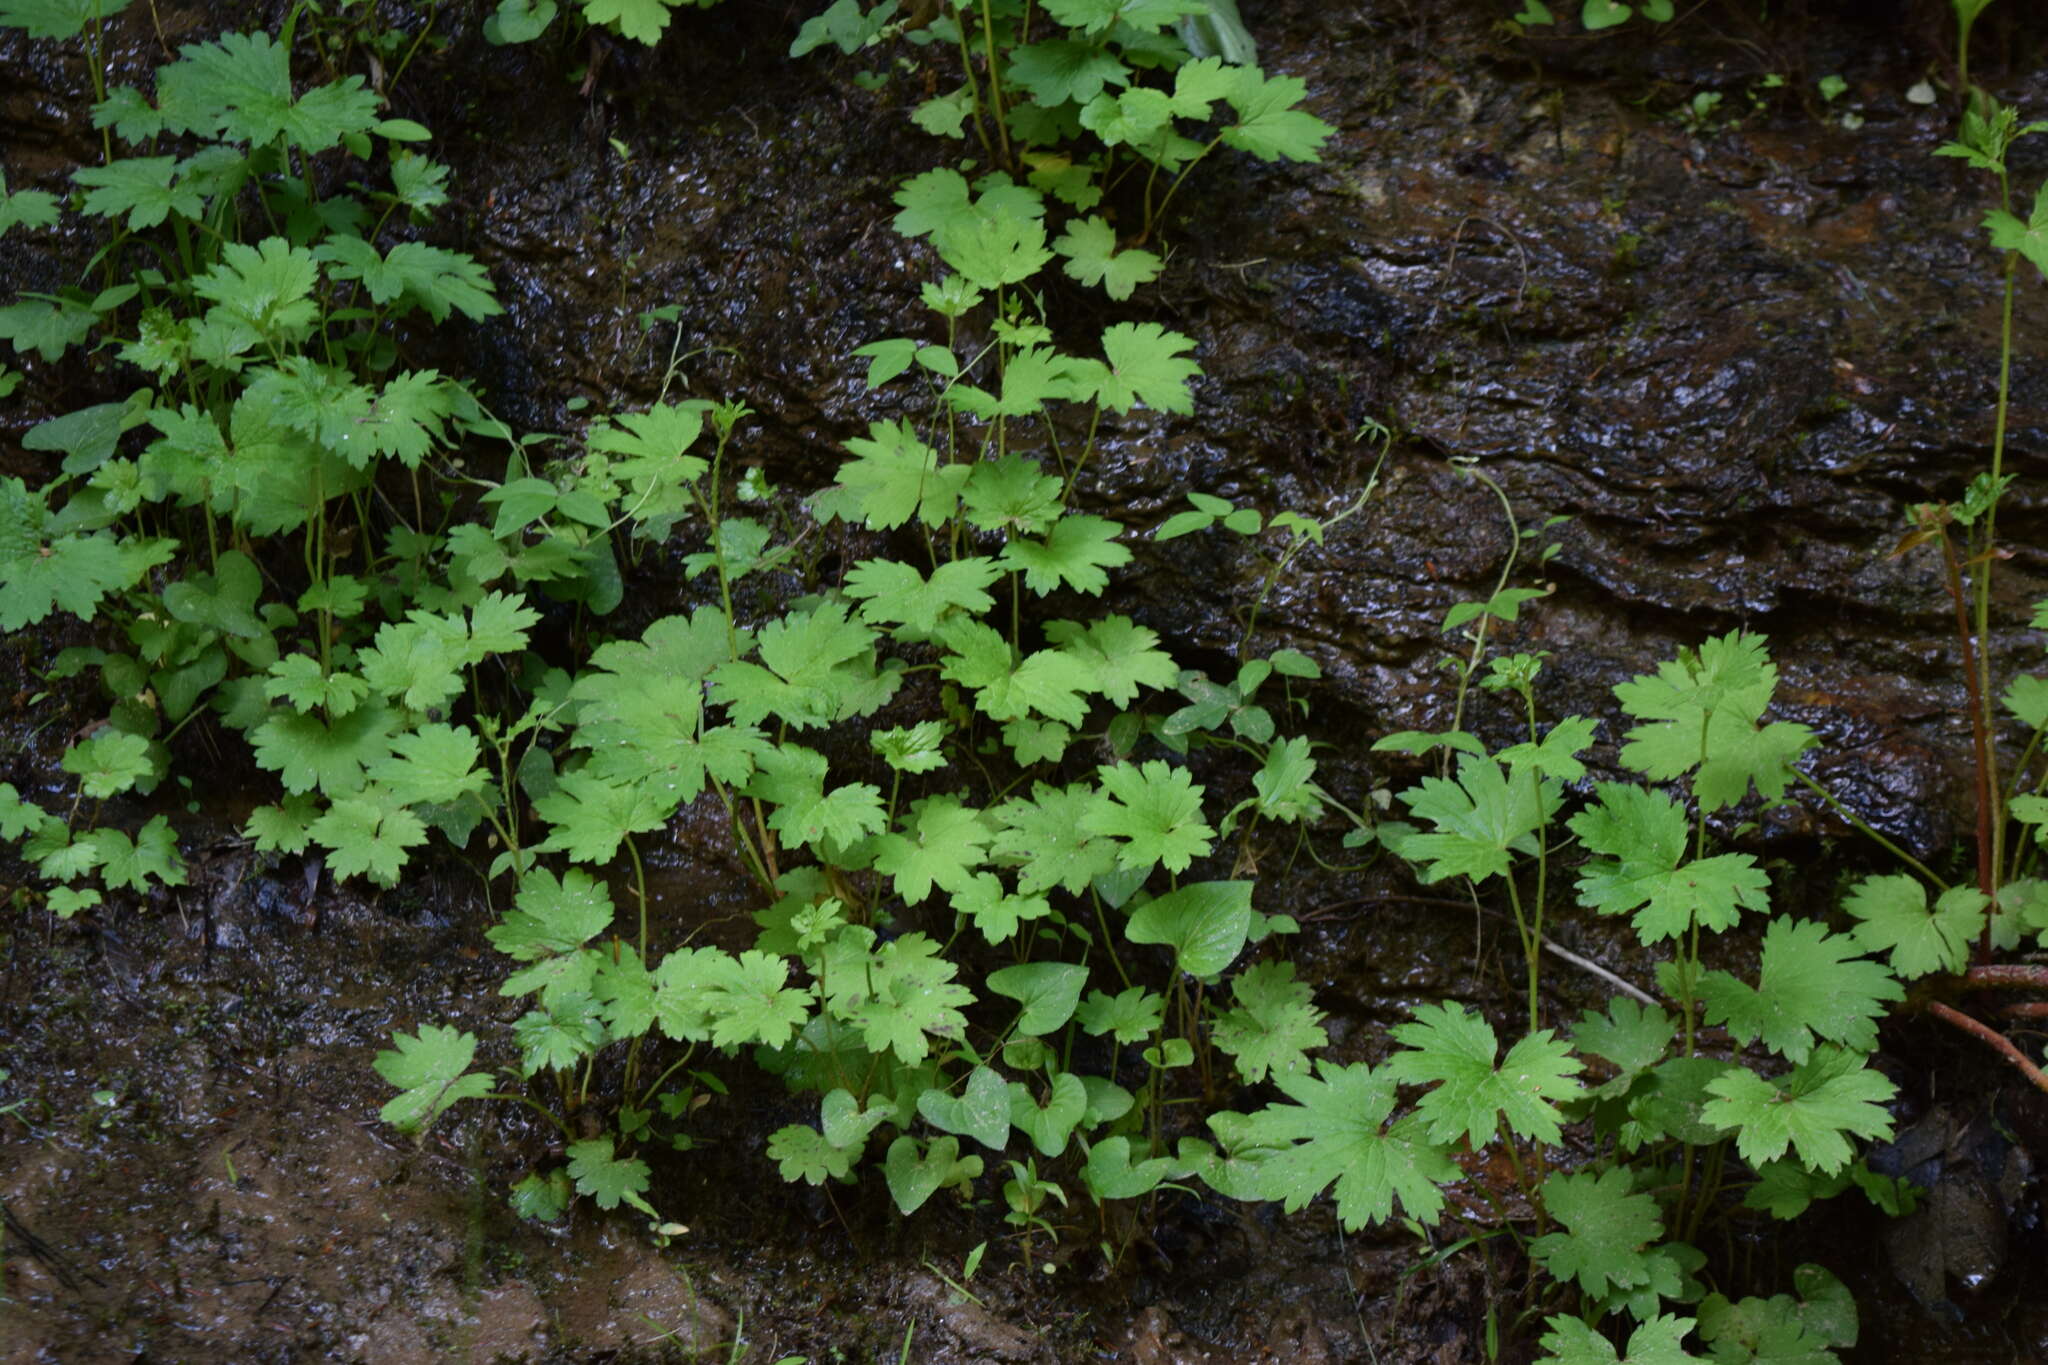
xmin=625 ymin=833 xmax=650 ymax=960
xmin=1794 ymin=771 xmax=1948 ymax=890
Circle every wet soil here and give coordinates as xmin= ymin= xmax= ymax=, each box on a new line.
xmin=5 ymin=1 xmax=2048 ymax=1360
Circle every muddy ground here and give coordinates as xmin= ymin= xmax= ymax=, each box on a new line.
xmin=4 ymin=0 xmax=2048 ymax=1360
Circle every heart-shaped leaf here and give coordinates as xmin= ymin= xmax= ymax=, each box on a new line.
xmin=1009 ymin=1072 xmax=1087 ymax=1156
xmin=916 ymin=1066 xmax=1011 ymax=1150
xmin=1127 ymin=880 xmax=1252 ymax=977
xmin=820 ymin=1087 xmax=892 ymax=1149
xmin=987 ymin=961 xmax=1088 ymax=1035
xmin=884 ymin=1135 xmax=984 ymax=1214
xmin=1083 ymin=1135 xmax=1172 ymax=1200
xmin=1580 ymin=0 xmax=1632 ymax=28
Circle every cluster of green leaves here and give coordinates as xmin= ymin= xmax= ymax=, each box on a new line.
xmin=480 ymin=0 xmax=726 ymax=48
xmin=379 ymin=241 xmax=1375 ymax=1223
xmin=795 ymin=0 xmax=1330 ymax=275
xmin=1355 ymin=617 xmax=2033 ymax=1360
xmin=0 ymin=14 xmax=556 ymax=912
xmin=1510 ymin=0 xmax=1673 ymax=32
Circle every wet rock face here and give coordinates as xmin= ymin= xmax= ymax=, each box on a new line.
xmin=1098 ymin=7 xmax=2048 ymax=852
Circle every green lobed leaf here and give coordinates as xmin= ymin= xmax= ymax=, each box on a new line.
xmin=1397 ymin=753 xmax=1552 ymax=885
xmin=1227 ymin=1060 xmax=1459 ymax=1228
xmin=1570 ymin=783 xmax=1770 ymax=944
xmin=488 ymin=867 xmax=615 ymax=960
xmin=1219 ymin=67 xmax=1334 ymax=163
xmin=1084 ymin=759 xmax=1214 ymax=874
xmin=872 ymin=794 xmax=990 ymax=904
xmin=564 ymin=1135 xmax=652 ymax=1212
xmin=1536 ymin=1313 xmax=1702 ymax=1365
xmin=1384 ymin=1002 xmax=1585 ymax=1148
xmin=1085 ymin=321 xmax=1200 ymax=414
xmin=1053 ymin=215 xmax=1163 ymax=299
xmin=1696 ymin=917 xmax=1903 ymax=1063
xmin=1842 ymin=874 xmax=1985 ymax=979
xmin=1528 ymin=1168 xmax=1666 ymax=1300
xmin=375 ymin=1024 xmax=493 ymax=1134
xmin=1701 ymin=1046 xmax=1896 ymax=1175
xmin=1211 ymin=960 xmax=1328 ymax=1084
xmin=999 ymin=513 xmax=1131 ymax=596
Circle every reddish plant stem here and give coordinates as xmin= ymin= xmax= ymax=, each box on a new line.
xmin=1963 ymin=962 xmax=2048 ymax=990
xmin=1998 ymin=1002 xmax=2048 ymax=1019
xmin=1927 ymin=1000 xmax=2048 ymax=1096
